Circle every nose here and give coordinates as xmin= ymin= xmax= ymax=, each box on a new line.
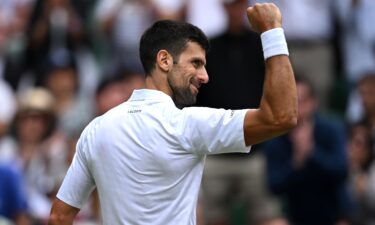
xmin=198 ymin=67 xmax=209 ymax=84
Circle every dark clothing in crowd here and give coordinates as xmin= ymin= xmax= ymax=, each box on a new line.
xmin=197 ymin=29 xmax=264 ymax=110
xmin=264 ymin=114 xmax=349 ymax=225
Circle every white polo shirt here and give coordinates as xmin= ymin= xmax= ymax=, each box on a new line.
xmin=57 ymin=89 xmax=250 ymax=225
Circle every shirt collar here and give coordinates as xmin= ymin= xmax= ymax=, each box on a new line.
xmin=128 ymin=89 xmax=174 ymax=104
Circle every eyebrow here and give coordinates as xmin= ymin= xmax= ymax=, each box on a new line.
xmin=191 ymin=57 xmax=206 ymax=66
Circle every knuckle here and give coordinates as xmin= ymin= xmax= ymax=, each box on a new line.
xmin=254 ymin=3 xmax=262 ymax=9
xmin=270 ymin=3 xmax=279 ymax=10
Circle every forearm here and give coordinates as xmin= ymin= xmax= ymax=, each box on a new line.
xmin=260 ymin=54 xmax=297 ymax=127
xmin=48 ymin=199 xmax=79 ymax=225
xmin=48 ymin=215 xmax=74 ymax=225
xmin=243 ymin=4 xmax=297 ymax=145
xmin=16 ymin=213 xmax=31 ymax=225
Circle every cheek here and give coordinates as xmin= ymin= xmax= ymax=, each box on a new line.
xmin=169 ymin=66 xmax=195 ymax=88
xmin=169 ymin=69 xmax=184 ymax=86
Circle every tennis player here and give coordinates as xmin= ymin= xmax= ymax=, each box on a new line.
xmin=48 ymin=3 xmax=297 ymax=225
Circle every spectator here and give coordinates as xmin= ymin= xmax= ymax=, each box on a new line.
xmin=346 ymin=123 xmax=375 ymax=224
xmin=333 ymin=0 xmax=375 ymax=84
xmin=334 ymin=0 xmax=375 ymax=124
xmin=43 ymin=59 xmax=94 ymax=137
xmin=95 ymin=71 xmax=145 ymax=116
xmin=0 ymin=0 xmax=31 ymax=91
xmin=355 ymin=75 xmax=375 ymax=137
xmin=95 ymin=76 xmax=128 ymax=116
xmin=26 ymin=0 xmax=88 ymax=88
xmin=95 ymin=0 xmax=157 ymax=74
xmin=0 ymin=163 xmax=30 ymax=225
xmin=0 ymin=83 xmax=17 ymax=165
xmin=264 ymin=77 xmax=349 ymax=225
xmin=0 ymin=88 xmax=69 ymax=224
xmin=0 ymin=80 xmax=16 ymax=144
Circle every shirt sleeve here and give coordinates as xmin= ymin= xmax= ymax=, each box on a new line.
xmin=6 ymin=165 xmax=28 ymax=215
xmin=56 ymin=137 xmax=95 ymax=209
xmin=176 ymin=107 xmax=251 ymax=155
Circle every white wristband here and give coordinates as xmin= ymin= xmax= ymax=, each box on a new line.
xmin=260 ymin=28 xmax=289 ymax=60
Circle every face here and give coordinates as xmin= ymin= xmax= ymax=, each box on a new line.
xmin=96 ymin=82 xmax=126 ymax=115
xmin=46 ymin=68 xmax=77 ymax=98
xmin=297 ymin=82 xmax=316 ymax=122
xmin=224 ymin=0 xmax=248 ymax=29
xmin=348 ymin=125 xmax=371 ymax=168
xmin=0 ymin=11 xmax=10 ymax=52
xmin=168 ymin=42 xmax=209 ymax=107
xmin=359 ymin=79 xmax=375 ymax=116
xmin=17 ymin=111 xmax=49 ymax=143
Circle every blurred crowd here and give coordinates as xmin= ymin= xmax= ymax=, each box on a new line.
xmin=0 ymin=0 xmax=374 ymax=225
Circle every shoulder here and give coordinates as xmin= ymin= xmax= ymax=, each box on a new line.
xmin=0 ymin=164 xmax=22 ymax=182
xmin=76 ymin=116 xmax=104 ymax=150
xmin=178 ymin=107 xmax=244 ymax=123
xmin=180 ymin=106 xmax=226 ymax=116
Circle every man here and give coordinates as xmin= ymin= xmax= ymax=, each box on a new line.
xmin=264 ymin=77 xmax=349 ymax=225
xmin=48 ymin=3 xmax=297 ymax=225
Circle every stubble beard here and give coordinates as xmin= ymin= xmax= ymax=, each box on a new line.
xmin=168 ymin=77 xmax=197 ymax=108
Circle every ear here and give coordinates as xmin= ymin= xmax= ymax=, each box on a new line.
xmin=156 ymin=50 xmax=173 ymax=72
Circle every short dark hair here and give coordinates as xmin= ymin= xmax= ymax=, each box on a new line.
xmin=139 ymin=20 xmax=209 ymax=75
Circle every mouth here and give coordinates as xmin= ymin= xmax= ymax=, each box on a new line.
xmin=190 ymin=83 xmax=200 ymax=95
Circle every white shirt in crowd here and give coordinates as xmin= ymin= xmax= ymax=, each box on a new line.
xmin=250 ymin=0 xmax=334 ymax=41
xmin=57 ymin=89 xmax=250 ymax=225
xmin=334 ymin=0 xmax=375 ymax=82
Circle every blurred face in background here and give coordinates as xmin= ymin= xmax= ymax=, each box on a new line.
xmin=96 ymin=81 xmax=125 ymax=115
xmin=46 ymin=0 xmax=69 ymax=9
xmin=359 ymin=76 xmax=375 ymax=117
xmin=297 ymin=81 xmax=317 ymax=122
xmin=348 ymin=124 xmax=372 ymax=170
xmin=16 ymin=111 xmax=50 ymax=144
xmin=121 ymin=72 xmax=145 ymax=100
xmin=0 ymin=11 xmax=10 ymax=52
xmin=12 ymin=3 xmax=31 ymax=34
xmin=45 ymin=68 xmax=78 ymax=99
xmin=0 ymin=123 xmax=7 ymax=137
xmin=224 ymin=0 xmax=249 ymax=32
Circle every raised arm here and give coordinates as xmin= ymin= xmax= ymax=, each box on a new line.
xmin=48 ymin=198 xmax=80 ymax=225
xmin=244 ymin=3 xmax=297 ymax=146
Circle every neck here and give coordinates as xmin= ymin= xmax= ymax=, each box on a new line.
xmin=145 ymin=72 xmax=172 ymax=97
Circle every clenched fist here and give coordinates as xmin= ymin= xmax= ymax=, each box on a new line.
xmin=246 ymin=3 xmax=282 ymax=34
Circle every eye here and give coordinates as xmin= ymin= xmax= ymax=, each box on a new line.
xmin=192 ymin=59 xmax=203 ymax=68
